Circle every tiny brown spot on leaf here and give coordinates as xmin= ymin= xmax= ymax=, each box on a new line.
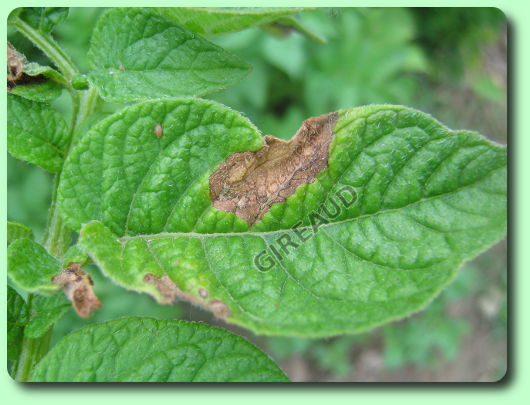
xmin=209 ymin=112 xmax=338 ymax=224
xmin=153 ymin=123 xmax=163 ymax=139
xmin=143 ymin=273 xmax=229 ymax=319
xmin=52 ymin=263 xmax=101 ymax=318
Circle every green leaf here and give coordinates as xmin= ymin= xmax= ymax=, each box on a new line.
xmin=59 ymin=101 xmax=507 ymax=336
xmin=61 ymin=244 xmax=90 ymax=268
xmin=8 ymin=43 xmax=66 ymax=102
xmin=7 ymin=94 xmax=69 ymax=172
xmin=7 ymin=286 xmax=29 ymax=361
xmin=9 ymin=62 xmax=67 ymax=103
xmin=10 ymin=79 xmax=62 ymax=103
xmin=16 ymin=7 xmax=69 ymax=33
xmin=153 ymin=7 xmax=306 ymax=37
xmin=24 ymin=294 xmax=71 ymax=339
xmin=31 ymin=317 xmax=289 ymax=382
xmin=7 ymin=221 xmax=34 ymax=245
xmin=7 ymin=238 xmax=61 ymax=295
xmin=87 ymin=8 xmax=251 ymax=102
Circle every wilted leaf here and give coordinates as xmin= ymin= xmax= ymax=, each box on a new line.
xmin=87 ymin=8 xmax=251 ymax=102
xmin=59 ymin=100 xmax=507 ymax=336
xmin=31 ymin=317 xmax=289 ymax=382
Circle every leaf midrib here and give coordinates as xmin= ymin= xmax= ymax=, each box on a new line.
xmin=117 ymin=164 xmax=505 ymax=242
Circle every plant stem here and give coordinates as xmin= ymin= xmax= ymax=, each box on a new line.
xmin=13 ymin=17 xmax=78 ymax=80
xmin=12 ymin=20 xmax=99 ymax=381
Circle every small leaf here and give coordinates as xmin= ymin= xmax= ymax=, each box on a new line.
xmin=7 ymin=221 xmax=34 ymax=245
xmin=7 ymin=238 xmax=61 ymax=295
xmin=24 ymin=294 xmax=71 ymax=339
xmin=87 ymin=8 xmax=251 ymax=102
xmin=7 ymin=43 xmax=66 ymax=102
xmin=31 ymin=317 xmax=289 ymax=382
xmin=61 ymin=102 xmax=507 ymax=336
xmin=154 ymin=7 xmax=307 ymax=36
xmin=7 ymin=286 xmax=29 ymax=361
xmin=16 ymin=7 xmax=69 ymax=33
xmin=7 ymin=94 xmax=69 ymax=172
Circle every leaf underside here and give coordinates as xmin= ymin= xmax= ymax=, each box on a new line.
xmin=58 ymin=99 xmax=507 ymax=336
xmin=31 ymin=317 xmax=289 ymax=382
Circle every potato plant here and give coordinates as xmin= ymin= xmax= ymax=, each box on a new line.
xmin=7 ymin=7 xmax=507 ymax=382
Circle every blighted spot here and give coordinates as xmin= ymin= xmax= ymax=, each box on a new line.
xmin=143 ymin=273 xmax=178 ymax=304
xmin=209 ymin=112 xmax=338 ymax=224
xmin=153 ymin=123 xmax=163 ymax=139
xmin=143 ymin=273 xmax=229 ymax=319
xmin=52 ymin=263 xmax=101 ymax=318
xmin=208 ymin=299 xmax=231 ymax=319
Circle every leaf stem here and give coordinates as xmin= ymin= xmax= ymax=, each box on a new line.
xmin=13 ymin=17 xmax=79 ymax=80
xmin=12 ymin=19 xmax=100 ymax=381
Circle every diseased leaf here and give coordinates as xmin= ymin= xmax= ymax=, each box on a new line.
xmin=7 ymin=221 xmax=34 ymax=245
xmin=52 ymin=263 xmax=101 ymax=318
xmin=7 ymin=286 xmax=29 ymax=361
xmin=7 ymin=238 xmax=61 ymax=295
xmin=60 ymin=101 xmax=507 ymax=336
xmin=7 ymin=94 xmax=69 ymax=172
xmin=24 ymin=293 xmax=71 ymax=338
xmin=7 ymin=43 xmax=66 ymax=102
xmin=31 ymin=317 xmax=289 ymax=382
xmin=153 ymin=7 xmax=305 ymax=37
xmin=87 ymin=8 xmax=251 ymax=102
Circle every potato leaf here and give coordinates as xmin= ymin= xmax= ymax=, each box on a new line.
xmin=31 ymin=317 xmax=289 ymax=382
xmin=87 ymin=8 xmax=251 ymax=102
xmin=153 ymin=7 xmax=306 ymax=36
xmin=58 ymin=100 xmax=507 ymax=336
xmin=7 ymin=94 xmax=69 ymax=172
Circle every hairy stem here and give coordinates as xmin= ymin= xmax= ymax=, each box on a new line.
xmin=12 ymin=20 xmax=99 ymax=381
xmin=13 ymin=17 xmax=78 ymax=80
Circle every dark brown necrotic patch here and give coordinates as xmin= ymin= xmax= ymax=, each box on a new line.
xmin=209 ymin=112 xmax=338 ymax=225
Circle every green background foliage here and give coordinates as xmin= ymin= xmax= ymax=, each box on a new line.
xmin=7 ymin=7 xmax=507 ymax=381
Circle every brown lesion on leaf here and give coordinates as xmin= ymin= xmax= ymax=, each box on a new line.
xmin=7 ymin=42 xmax=49 ymax=91
xmin=143 ymin=273 xmax=179 ymax=304
xmin=52 ymin=263 xmax=101 ymax=318
xmin=143 ymin=273 xmax=231 ymax=319
xmin=209 ymin=112 xmax=339 ymax=225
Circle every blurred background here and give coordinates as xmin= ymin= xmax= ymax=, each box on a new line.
xmin=7 ymin=7 xmax=507 ymax=382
